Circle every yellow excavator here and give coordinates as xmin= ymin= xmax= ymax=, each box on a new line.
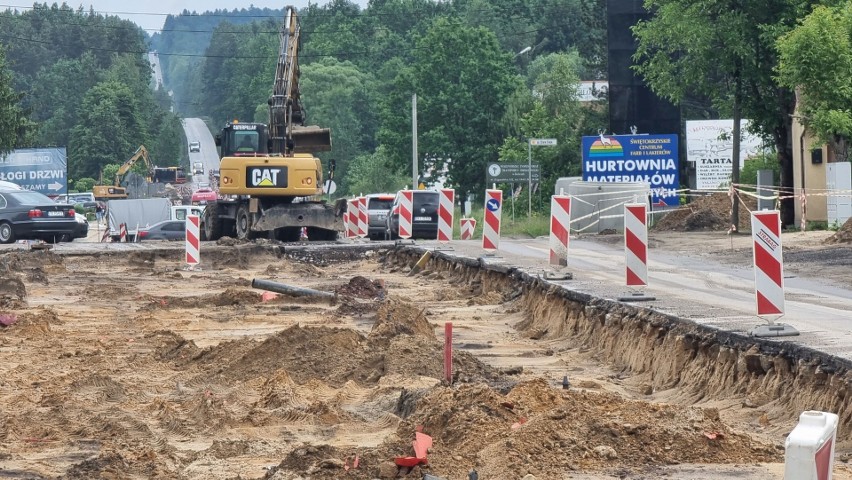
xmin=202 ymin=6 xmax=344 ymax=242
xmin=92 ymin=145 xmax=153 ymax=200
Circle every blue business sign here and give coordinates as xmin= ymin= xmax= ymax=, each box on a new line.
xmin=581 ymin=134 xmax=680 ymax=206
xmin=0 ymin=147 xmax=68 ymax=195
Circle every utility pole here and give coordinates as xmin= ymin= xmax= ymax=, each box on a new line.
xmin=412 ymin=94 xmax=418 ymax=189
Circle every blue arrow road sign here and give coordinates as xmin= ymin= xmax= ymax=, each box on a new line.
xmin=487 ymin=198 xmax=501 ymax=212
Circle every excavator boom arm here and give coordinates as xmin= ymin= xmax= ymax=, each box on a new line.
xmin=114 ymin=145 xmax=153 ymax=186
xmin=268 ymin=6 xmax=330 ymax=155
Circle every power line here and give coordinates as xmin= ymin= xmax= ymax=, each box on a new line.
xmin=0 ymin=2 xmax=580 ymax=21
xmin=0 ymin=21 xmax=557 ymax=60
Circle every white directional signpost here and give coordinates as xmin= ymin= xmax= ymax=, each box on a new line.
xmin=0 ymin=148 xmax=68 ymax=195
xmin=528 ymin=138 xmax=557 ymax=216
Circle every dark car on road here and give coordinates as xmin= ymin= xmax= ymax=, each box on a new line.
xmin=385 ymin=190 xmax=440 ymax=240
xmin=137 ymin=220 xmax=185 ymax=241
xmin=0 ymin=188 xmax=78 ymax=243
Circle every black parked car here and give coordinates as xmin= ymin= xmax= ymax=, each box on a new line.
xmin=0 ymin=188 xmax=79 ymax=243
xmin=385 ymin=190 xmax=440 ymax=240
xmin=137 ymin=220 xmax=186 ymax=241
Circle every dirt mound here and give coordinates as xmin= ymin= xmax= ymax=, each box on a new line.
xmin=274 ymin=379 xmax=779 ymax=478
xmin=825 ymin=217 xmax=852 ymax=244
xmin=0 ymin=274 xmax=26 ymax=301
xmin=336 ymin=276 xmax=385 ymax=299
xmin=370 ymin=297 xmax=434 ymax=341
xmin=0 ymin=250 xmax=66 ymax=274
xmin=10 ymin=308 xmax=62 ymax=337
xmin=168 ymin=299 xmax=501 ymax=388
xmin=140 ymin=288 xmax=261 ymax=310
xmin=375 ymin=380 xmax=780 ymax=478
xmin=654 ymin=192 xmax=757 ymax=232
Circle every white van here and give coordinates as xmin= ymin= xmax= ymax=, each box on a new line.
xmin=192 ymin=162 xmax=204 ymax=175
xmin=171 ymin=205 xmax=204 ymax=221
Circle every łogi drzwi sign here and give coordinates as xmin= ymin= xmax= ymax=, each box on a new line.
xmin=0 ymin=147 xmax=68 ymax=194
xmin=581 ymin=134 xmax=679 ymax=207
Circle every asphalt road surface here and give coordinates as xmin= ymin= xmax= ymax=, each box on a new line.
xmin=181 ymin=118 xmax=220 ymax=185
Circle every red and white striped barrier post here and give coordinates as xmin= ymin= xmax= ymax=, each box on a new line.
xmin=482 ymin=189 xmax=503 ymax=252
xmin=460 ymin=218 xmax=476 ymax=240
xmin=357 ymin=196 xmax=368 ymax=238
xmin=624 ymin=203 xmax=648 ymax=286
xmin=437 ymin=189 xmax=455 ymax=243
xmin=185 ymin=215 xmax=200 ymax=268
xmin=346 ymin=199 xmax=359 ymax=239
xmin=398 ymin=190 xmax=413 ymax=239
xmin=549 ymin=195 xmax=571 ymax=266
xmin=752 ymin=210 xmax=785 ymax=316
xmin=785 ymin=411 xmax=838 ymax=480
xmin=749 ymin=210 xmax=798 ymax=336
xmin=119 ymin=223 xmax=127 ymax=243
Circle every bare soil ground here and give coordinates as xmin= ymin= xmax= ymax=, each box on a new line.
xmin=0 ymin=241 xmax=850 ymax=479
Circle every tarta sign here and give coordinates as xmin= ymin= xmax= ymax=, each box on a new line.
xmin=0 ymin=147 xmax=68 ymax=194
xmin=581 ymin=134 xmax=679 ymax=207
xmin=686 ymin=119 xmax=763 ymax=190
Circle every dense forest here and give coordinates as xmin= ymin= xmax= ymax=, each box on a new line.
xmin=151 ymin=0 xmax=609 ymax=200
xmin=0 ymin=3 xmax=185 ymax=190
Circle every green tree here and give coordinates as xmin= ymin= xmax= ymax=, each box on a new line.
xmin=632 ymin=0 xmax=822 ymax=228
xmin=777 ymin=3 xmax=852 ymax=162
xmin=346 ymin=146 xmax=409 ymax=195
xmin=69 ymin=81 xmax=148 ymax=179
xmin=498 ymin=52 xmax=588 ymax=203
xmin=301 ymin=58 xmax=378 ymax=193
xmin=389 ymin=17 xmax=517 ymax=196
xmin=100 ymin=164 xmax=120 ymax=184
xmin=0 ymin=48 xmax=35 ymax=153
xmin=74 ymin=177 xmax=97 ymax=192
xmin=30 ymin=54 xmax=102 ymax=148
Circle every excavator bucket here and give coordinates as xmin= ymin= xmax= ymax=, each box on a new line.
xmin=292 ymin=126 xmax=332 ymax=153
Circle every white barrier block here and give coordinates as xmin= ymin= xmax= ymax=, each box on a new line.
xmin=785 ymin=410 xmax=838 ymax=480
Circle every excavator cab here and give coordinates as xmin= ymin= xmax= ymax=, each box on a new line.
xmin=216 ymin=122 xmax=270 ymax=157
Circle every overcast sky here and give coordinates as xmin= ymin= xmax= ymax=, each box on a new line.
xmin=64 ymin=1 xmax=369 ymax=32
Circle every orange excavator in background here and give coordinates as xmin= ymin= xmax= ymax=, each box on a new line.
xmin=92 ymin=145 xmax=153 ymax=200
xmin=202 ymin=6 xmax=344 ymax=242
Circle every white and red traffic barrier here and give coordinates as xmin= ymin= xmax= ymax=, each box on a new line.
xmin=346 ymin=199 xmax=359 ymax=239
xmin=482 ymin=189 xmax=503 ymax=252
xmin=119 ymin=223 xmax=127 ymax=243
xmin=185 ymin=215 xmax=200 ymax=267
xmin=751 ymin=210 xmax=785 ymax=316
xmin=549 ymin=195 xmax=571 ymax=266
xmin=437 ymin=189 xmax=455 ymax=243
xmin=785 ymin=411 xmax=838 ymax=480
xmin=624 ymin=203 xmax=648 ymax=286
xmin=460 ymin=218 xmax=476 ymax=240
xmin=398 ymin=190 xmax=414 ymax=239
xmin=357 ymin=196 xmax=368 ymax=238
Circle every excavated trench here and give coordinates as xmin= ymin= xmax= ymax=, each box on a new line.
xmin=384 ymin=246 xmax=852 ymax=445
